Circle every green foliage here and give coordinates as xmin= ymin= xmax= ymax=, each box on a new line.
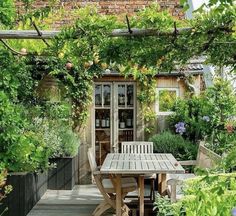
xmin=0 ymin=169 xmax=13 ymax=216
xmin=155 ymin=173 xmax=236 ymax=216
xmin=0 ymin=50 xmax=36 ymax=103
xmin=29 ymin=102 xmax=80 ymax=158
xmin=0 ymin=92 xmax=50 ymax=172
xmin=169 ymin=95 xmax=209 ymax=142
xmin=34 ymin=119 xmax=79 ymax=158
xmin=59 ymin=126 xmax=80 ymax=157
xmin=169 ymin=79 xmax=236 ymax=155
xmin=149 ymin=131 xmax=198 ymax=161
xmin=180 ymin=173 xmax=236 ymax=216
xmin=42 ymin=3 xmax=235 ymax=131
xmin=0 ymin=0 xmax=15 ymax=27
xmin=154 ymin=193 xmax=175 ymax=216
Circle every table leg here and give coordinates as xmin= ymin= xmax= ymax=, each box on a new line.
xmin=158 ymin=173 xmax=167 ymax=195
xmin=116 ymin=175 xmax=122 ymax=216
xmin=139 ymin=176 xmax=144 ymax=216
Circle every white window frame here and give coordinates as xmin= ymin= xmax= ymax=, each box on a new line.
xmin=156 ymin=87 xmax=179 ymax=115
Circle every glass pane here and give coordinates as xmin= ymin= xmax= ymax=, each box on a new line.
xmin=127 ymin=85 xmax=134 ymax=107
xmin=118 ymin=85 xmax=125 ymax=106
xmin=95 ymin=109 xmax=110 ymax=128
xmin=95 ymin=108 xmax=111 ymax=166
xmin=103 ymin=85 xmax=111 ymax=106
xmin=159 ymin=90 xmax=177 ymax=112
xmin=95 ymin=85 xmax=102 ymax=106
xmin=118 ymin=110 xmax=133 ymax=129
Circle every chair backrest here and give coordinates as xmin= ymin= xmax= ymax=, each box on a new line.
xmin=121 ymin=141 xmax=153 ymax=154
xmin=196 ymin=141 xmax=221 ymax=168
xmin=87 ymin=147 xmax=98 ymax=173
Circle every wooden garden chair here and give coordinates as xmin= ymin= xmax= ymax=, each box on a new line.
xmin=167 ymin=142 xmax=221 ymax=203
xmin=87 ymin=148 xmax=137 ymax=216
xmin=121 ymin=141 xmax=156 ymax=201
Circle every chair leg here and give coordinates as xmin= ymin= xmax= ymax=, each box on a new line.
xmin=92 ymin=200 xmax=107 ymax=215
xmin=93 ymin=201 xmax=111 ymax=216
xmin=149 ymin=179 xmax=156 ymax=201
xmin=152 ymin=179 xmax=156 ymax=201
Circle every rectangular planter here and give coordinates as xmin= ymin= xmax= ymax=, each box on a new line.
xmin=48 ymin=154 xmax=78 ymax=190
xmin=0 ymin=171 xmax=47 ymax=216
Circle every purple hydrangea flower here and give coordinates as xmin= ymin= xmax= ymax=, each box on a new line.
xmin=202 ymin=116 xmax=210 ymax=122
xmin=231 ymin=207 xmax=236 ymax=216
xmin=175 ymin=122 xmax=186 ymax=135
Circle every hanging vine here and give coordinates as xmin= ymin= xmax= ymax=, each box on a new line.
xmin=2 ymin=3 xmax=234 ymax=132
xmin=38 ymin=4 xmax=235 ymax=132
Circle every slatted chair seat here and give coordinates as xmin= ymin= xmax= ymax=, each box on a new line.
xmin=102 ymin=177 xmax=137 ymax=192
xmin=121 ymin=141 xmax=156 ymax=201
xmin=167 ymin=142 xmax=221 ymax=203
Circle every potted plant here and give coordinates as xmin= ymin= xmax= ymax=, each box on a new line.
xmin=34 ymin=117 xmax=80 ymax=190
xmin=47 ymin=125 xmax=80 ymax=190
xmin=0 ymin=94 xmax=50 ymax=216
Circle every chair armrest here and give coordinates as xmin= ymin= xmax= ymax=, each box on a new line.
xmin=179 ymin=160 xmax=197 ymax=166
xmin=167 ymin=179 xmax=183 ymax=203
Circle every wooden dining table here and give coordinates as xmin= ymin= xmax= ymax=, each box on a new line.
xmin=100 ymin=153 xmax=185 ymax=216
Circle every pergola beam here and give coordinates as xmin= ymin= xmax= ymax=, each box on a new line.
xmin=0 ymin=28 xmax=193 ymax=39
xmin=0 ymin=30 xmax=60 ymax=39
xmin=110 ymin=27 xmax=192 ymax=37
xmin=0 ymin=26 xmax=232 ymax=39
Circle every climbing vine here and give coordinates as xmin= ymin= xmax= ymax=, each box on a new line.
xmin=42 ymin=4 xmax=235 ymax=131
xmin=1 ymin=3 xmax=235 ymax=132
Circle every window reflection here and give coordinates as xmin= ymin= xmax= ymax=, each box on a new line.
xmin=118 ymin=85 xmax=125 ymax=106
xmin=103 ymin=85 xmax=111 ymax=106
xmin=159 ymin=90 xmax=177 ymax=112
xmin=95 ymin=85 xmax=102 ymax=106
xmin=127 ymin=85 xmax=134 ymax=107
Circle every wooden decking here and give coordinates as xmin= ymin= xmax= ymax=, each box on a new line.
xmin=27 ymin=184 xmax=155 ymax=216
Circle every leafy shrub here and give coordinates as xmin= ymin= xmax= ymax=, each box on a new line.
xmin=180 ymin=173 xmax=236 ymax=216
xmin=155 ymin=173 xmax=236 ymax=216
xmin=31 ymin=117 xmax=80 ymax=158
xmin=0 ymin=92 xmax=50 ymax=172
xmin=0 ymin=165 xmax=13 ymax=216
xmin=169 ymin=79 xmax=236 ymax=155
xmin=149 ymin=131 xmax=197 ymax=161
xmin=59 ymin=126 xmax=80 ymax=157
xmin=153 ymin=193 xmax=175 ymax=216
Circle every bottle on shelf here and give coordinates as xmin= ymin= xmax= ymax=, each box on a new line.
xmin=126 ymin=110 xmax=133 ymax=128
xmin=119 ymin=111 xmax=126 ymax=129
xmin=101 ymin=111 xmax=106 ymax=128
xmin=95 ymin=111 xmax=100 ymax=128
xmin=106 ymin=112 xmax=110 ymax=128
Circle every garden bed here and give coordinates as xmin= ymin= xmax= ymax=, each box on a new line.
xmin=0 ymin=171 xmax=47 ymax=216
xmin=48 ymin=154 xmax=78 ymax=190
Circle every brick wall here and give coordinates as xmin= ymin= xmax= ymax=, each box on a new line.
xmin=16 ymin=0 xmax=184 ymax=29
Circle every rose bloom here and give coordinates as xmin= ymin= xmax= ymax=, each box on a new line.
xmin=226 ymin=124 xmax=234 ymax=133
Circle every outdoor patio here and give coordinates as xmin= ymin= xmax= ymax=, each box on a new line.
xmin=0 ymin=0 xmax=236 ymax=216
xmin=27 ymin=185 xmax=154 ymax=216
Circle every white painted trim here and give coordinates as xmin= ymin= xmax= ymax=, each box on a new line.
xmin=156 ymin=87 xmax=179 ymax=116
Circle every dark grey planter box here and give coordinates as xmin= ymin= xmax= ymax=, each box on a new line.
xmin=48 ymin=154 xmax=78 ymax=190
xmin=0 ymin=171 xmax=47 ymax=216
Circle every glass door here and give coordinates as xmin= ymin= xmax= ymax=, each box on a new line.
xmin=94 ymin=83 xmax=112 ymax=166
xmin=114 ymin=83 xmax=135 ymax=153
xmin=93 ymin=82 xmax=136 ymax=165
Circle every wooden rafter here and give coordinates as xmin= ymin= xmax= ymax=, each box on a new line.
xmin=0 ymin=30 xmax=60 ymax=39
xmin=0 ymin=25 xmax=233 ymax=39
xmin=0 ymin=28 xmax=191 ymax=39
